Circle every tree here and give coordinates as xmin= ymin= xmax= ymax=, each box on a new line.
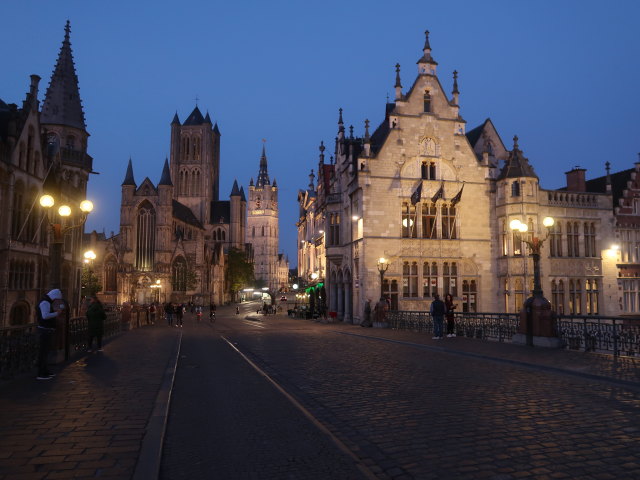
xmin=81 ymin=266 xmax=102 ymax=298
xmin=226 ymin=248 xmax=254 ymax=301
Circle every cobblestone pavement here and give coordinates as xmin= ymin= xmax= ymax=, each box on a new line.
xmin=0 ymin=323 xmax=179 ymax=480
xmin=2 ymin=302 xmax=640 ymax=480
xmin=213 ymin=308 xmax=640 ymax=480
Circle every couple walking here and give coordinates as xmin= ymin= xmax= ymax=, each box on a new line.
xmin=430 ymin=293 xmax=457 ymax=339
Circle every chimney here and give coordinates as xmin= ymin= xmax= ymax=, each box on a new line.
xmin=565 ymin=166 xmax=586 ymax=192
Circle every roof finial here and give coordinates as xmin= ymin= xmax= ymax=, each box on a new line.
xmin=513 ymin=135 xmax=519 ymax=150
xmin=395 ymin=63 xmax=402 ymax=88
xmin=452 ymin=70 xmax=459 ymax=94
xmin=424 ymin=30 xmax=431 ymax=51
xmin=364 ymin=119 xmax=370 ymax=140
xmin=338 ymin=108 xmax=343 ymax=125
xmin=319 ymin=141 xmax=325 ymax=163
xmin=194 ymin=94 xmax=199 ymax=106
xmin=64 ymin=20 xmax=71 ymax=42
xmin=309 ymin=169 xmax=315 ymax=190
xmin=349 ymin=125 xmax=354 ymax=139
xmin=605 ymin=161 xmax=611 ymax=175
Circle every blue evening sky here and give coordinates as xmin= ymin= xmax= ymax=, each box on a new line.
xmin=3 ymin=1 xmax=639 ymax=266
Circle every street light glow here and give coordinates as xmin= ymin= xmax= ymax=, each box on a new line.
xmin=518 ymin=223 xmax=528 ymax=233
xmin=542 ymin=216 xmax=555 ymax=227
xmin=39 ymin=194 xmax=54 ymax=208
xmin=509 ymin=219 xmax=522 ymax=230
xmin=83 ymin=250 xmax=96 ymax=260
xmin=80 ymin=200 xmax=94 ymax=213
xmin=58 ymin=205 xmax=71 ymax=217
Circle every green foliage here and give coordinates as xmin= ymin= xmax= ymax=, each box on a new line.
xmin=185 ymin=269 xmax=198 ymax=291
xmin=226 ymin=247 xmax=254 ymax=296
xmin=81 ymin=267 xmax=102 ymax=297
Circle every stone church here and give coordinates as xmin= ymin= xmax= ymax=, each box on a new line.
xmin=97 ymin=106 xmax=247 ymax=306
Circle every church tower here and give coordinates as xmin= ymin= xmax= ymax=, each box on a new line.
xmin=169 ymin=106 xmax=220 ymax=225
xmin=247 ymin=144 xmax=280 ymax=291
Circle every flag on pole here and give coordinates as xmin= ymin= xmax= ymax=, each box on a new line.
xmin=450 ymin=182 xmax=465 ymax=206
xmin=410 ymin=182 xmax=423 ymax=205
xmin=431 ymin=182 xmax=444 ymax=203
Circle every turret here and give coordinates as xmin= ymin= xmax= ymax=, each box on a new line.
xmin=394 ymin=63 xmax=403 ymax=101
xmin=416 ymin=30 xmax=438 ymax=75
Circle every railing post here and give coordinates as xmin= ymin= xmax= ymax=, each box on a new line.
xmin=613 ymin=318 xmax=619 ymax=357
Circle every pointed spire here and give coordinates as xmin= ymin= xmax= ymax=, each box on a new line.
xmin=338 ymin=108 xmax=345 ymax=133
xmin=239 ymin=186 xmax=246 ymax=202
xmin=249 ymin=178 xmax=254 ymax=186
xmin=122 ymin=158 xmax=136 ymax=186
xmin=183 ymin=106 xmax=205 ymax=125
xmin=171 ymin=112 xmax=180 ymax=125
xmin=256 ymin=140 xmax=271 ymax=187
xmin=213 ymin=122 xmax=220 ymax=135
xmin=319 ymin=141 xmax=325 ymax=164
xmin=230 ymin=179 xmax=241 ymax=196
xmin=41 ymin=20 xmax=86 ymax=130
xmin=416 ymin=29 xmax=438 ymax=72
xmin=451 ymin=70 xmax=460 ymax=106
xmin=497 ymin=135 xmax=538 ymax=180
xmin=272 ymin=178 xmax=277 ymax=188
xmin=204 ymin=111 xmax=212 ymax=124
xmin=349 ymin=125 xmax=354 ymax=139
xmin=159 ymin=158 xmax=172 ymax=186
xmin=309 ymin=169 xmax=315 ymax=190
xmin=395 ymin=63 xmax=403 ymax=101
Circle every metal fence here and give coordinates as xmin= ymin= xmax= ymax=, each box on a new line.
xmin=386 ymin=310 xmax=640 ymax=357
xmin=0 ymin=307 xmax=153 ymax=379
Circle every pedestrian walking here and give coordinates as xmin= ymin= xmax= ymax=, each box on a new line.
xmin=444 ymin=293 xmax=457 ymax=337
xmin=149 ymin=303 xmax=156 ymax=324
xmin=195 ymin=305 xmax=202 ymax=323
xmin=361 ymin=298 xmax=373 ymax=327
xmin=236 ymin=305 xmax=240 ymax=315
xmin=430 ymin=294 xmax=446 ymax=339
xmin=36 ymin=288 xmax=62 ymax=380
xmin=373 ymin=297 xmax=388 ymax=325
xmin=209 ymin=302 xmax=216 ymax=322
xmin=176 ymin=303 xmax=184 ymax=327
xmin=86 ymin=295 xmax=106 ymax=352
xmin=165 ymin=302 xmax=174 ymax=326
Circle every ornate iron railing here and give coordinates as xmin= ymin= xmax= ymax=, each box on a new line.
xmin=67 ymin=312 xmax=121 ymax=354
xmin=0 ymin=324 xmax=39 ymax=379
xmin=386 ymin=310 xmax=640 ymax=357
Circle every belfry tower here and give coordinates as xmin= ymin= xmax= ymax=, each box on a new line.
xmin=247 ymin=143 xmax=280 ymax=291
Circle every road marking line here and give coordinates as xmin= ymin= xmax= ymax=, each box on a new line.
xmin=220 ymin=335 xmax=377 ymax=480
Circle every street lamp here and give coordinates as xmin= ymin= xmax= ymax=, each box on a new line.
xmin=377 ymin=257 xmax=389 ymax=299
xmin=509 ymin=217 xmax=554 ymax=297
xmin=40 ymin=194 xmax=94 ymax=290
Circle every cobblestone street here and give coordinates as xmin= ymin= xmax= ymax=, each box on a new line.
xmin=1 ymin=301 xmax=640 ymax=479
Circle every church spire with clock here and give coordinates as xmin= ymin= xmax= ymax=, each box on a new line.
xmin=247 ymin=142 xmax=281 ymax=291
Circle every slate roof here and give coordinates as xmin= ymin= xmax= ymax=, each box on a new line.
xmin=465 ymin=120 xmax=488 ymax=148
xmin=159 ymin=158 xmax=172 ymax=186
xmin=584 ymin=167 xmax=634 ymax=207
xmin=183 ymin=106 xmax=205 ymax=126
xmin=497 ymin=138 xmax=538 ymax=180
xmin=210 ymin=200 xmax=230 ymax=224
xmin=172 ymin=199 xmax=203 ymax=229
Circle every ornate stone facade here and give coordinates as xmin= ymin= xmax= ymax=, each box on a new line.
xmin=297 ymin=31 xmax=621 ymax=322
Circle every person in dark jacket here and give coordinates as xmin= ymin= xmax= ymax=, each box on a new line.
xmin=87 ymin=295 xmax=106 ymax=352
xmin=444 ymin=293 xmax=457 ymax=337
xmin=36 ymin=289 xmax=63 ymax=380
xmin=361 ymin=299 xmax=373 ymax=327
xmin=430 ymin=294 xmax=446 ymax=339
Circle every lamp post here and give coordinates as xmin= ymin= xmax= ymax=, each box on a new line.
xmin=40 ymin=194 xmax=94 ymax=290
xmin=509 ymin=216 xmax=559 ymax=347
xmin=509 ymin=217 xmax=554 ymax=298
xmin=377 ymin=257 xmax=389 ymax=299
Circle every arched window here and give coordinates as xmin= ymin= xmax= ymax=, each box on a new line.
xmin=441 ymin=204 xmax=457 ymax=240
xmin=192 ymin=168 xmax=201 ymax=196
xmin=11 ymin=181 xmax=25 ymax=240
xmin=9 ymin=301 xmax=30 ymax=326
xmin=104 ymin=256 xmax=117 ymax=292
xmin=172 ymin=256 xmax=187 ymax=292
xmin=252 ymin=227 xmax=255 ymax=238
xmin=135 ymin=201 xmax=156 ymax=271
xmin=423 ymin=90 xmax=431 ymax=113
xmin=511 ymin=181 xmax=520 ymax=197
xmin=401 ymin=202 xmax=416 ymax=238
xmin=262 ymin=226 xmax=265 ymax=236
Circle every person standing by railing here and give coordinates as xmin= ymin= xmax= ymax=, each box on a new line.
xmin=36 ymin=289 xmax=63 ymax=380
xmin=430 ymin=294 xmax=446 ymax=340
xmin=361 ymin=298 xmax=373 ymax=327
xmin=86 ymin=295 xmax=106 ymax=353
xmin=444 ymin=294 xmax=457 ymax=337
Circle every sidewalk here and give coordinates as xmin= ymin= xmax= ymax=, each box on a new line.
xmin=0 ymin=323 xmax=180 ymax=480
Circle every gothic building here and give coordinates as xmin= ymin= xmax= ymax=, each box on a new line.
xmin=99 ymin=107 xmax=247 ymax=306
xmin=297 ymin=31 xmax=621 ymax=322
xmin=247 ymin=145 xmax=289 ymax=292
xmin=0 ymin=21 xmax=92 ymax=326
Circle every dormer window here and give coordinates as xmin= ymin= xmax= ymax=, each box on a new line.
xmin=423 ymin=90 xmax=431 ymax=113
